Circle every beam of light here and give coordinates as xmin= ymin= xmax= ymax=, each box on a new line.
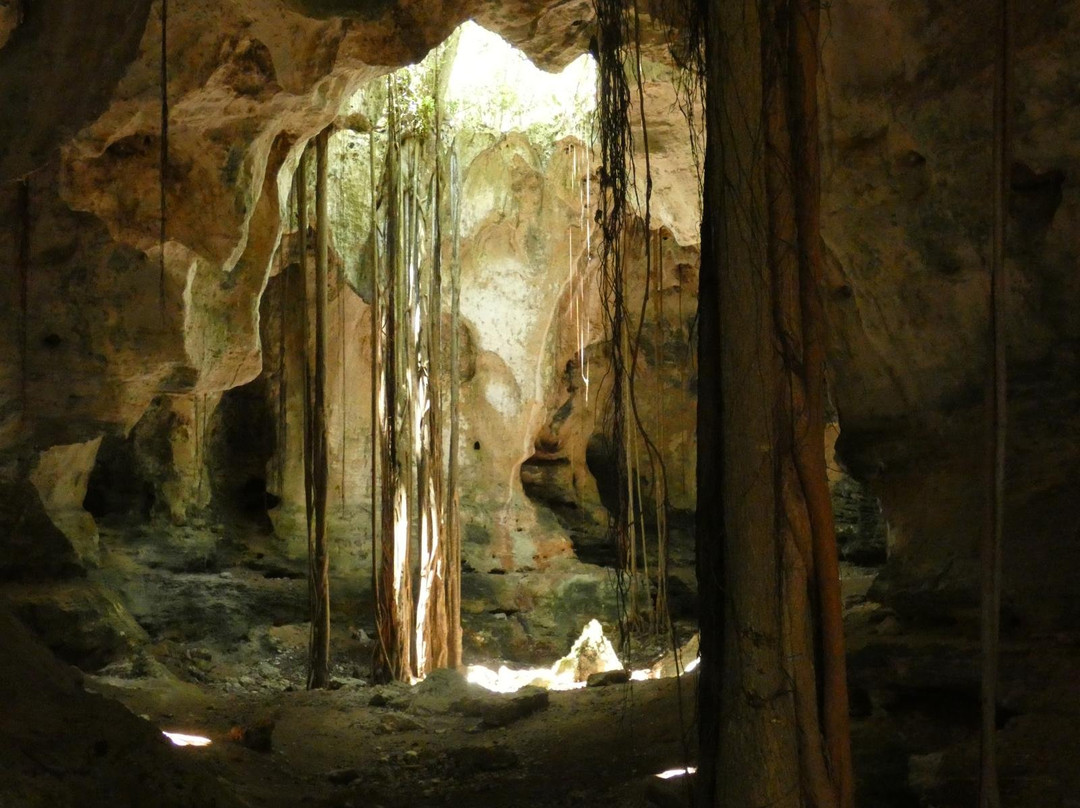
xmin=657 ymin=766 xmax=697 ymax=780
xmin=162 ymin=732 xmax=212 ymax=747
xmin=683 ymin=656 xmax=700 ymax=673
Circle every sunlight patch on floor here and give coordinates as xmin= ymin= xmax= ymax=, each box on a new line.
xmin=162 ymin=732 xmax=212 ymax=747
xmin=464 ymin=618 xmax=699 ymax=693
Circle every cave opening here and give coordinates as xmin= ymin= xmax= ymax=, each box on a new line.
xmin=206 ymin=377 xmax=279 ymax=530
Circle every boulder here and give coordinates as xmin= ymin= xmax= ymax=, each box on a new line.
xmin=455 ymin=685 xmax=550 ymax=728
xmin=586 ymin=668 xmax=630 ymax=687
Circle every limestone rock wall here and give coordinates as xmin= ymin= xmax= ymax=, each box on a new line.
xmin=820 ymin=0 xmax=1080 ymax=629
xmin=0 ymin=0 xmax=1078 ymax=660
xmin=0 ymin=0 xmax=592 ymax=600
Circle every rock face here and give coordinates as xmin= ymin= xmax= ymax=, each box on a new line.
xmin=0 ymin=1 xmax=21 ymax=51
xmin=0 ymin=605 xmax=241 ymax=807
xmin=0 ymin=0 xmax=705 ymax=667
xmin=0 ymin=2 xmax=623 ymax=663
xmin=820 ymin=0 xmax=1080 ymax=630
xmin=0 ymin=0 xmax=1075 ymax=695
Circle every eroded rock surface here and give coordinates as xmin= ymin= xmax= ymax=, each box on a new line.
xmin=821 ymin=0 xmax=1080 ymax=630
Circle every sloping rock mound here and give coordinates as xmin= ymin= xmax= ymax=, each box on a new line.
xmin=0 ymin=605 xmax=240 ymax=808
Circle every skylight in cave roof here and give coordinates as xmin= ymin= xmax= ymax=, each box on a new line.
xmin=445 ymin=21 xmax=596 ymax=137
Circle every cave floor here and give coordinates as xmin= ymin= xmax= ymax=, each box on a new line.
xmin=88 ymin=669 xmax=697 ymax=808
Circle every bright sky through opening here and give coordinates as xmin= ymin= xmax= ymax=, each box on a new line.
xmin=445 ymin=21 xmax=596 ymax=136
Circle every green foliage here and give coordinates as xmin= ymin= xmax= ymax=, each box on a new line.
xmin=391 ymin=64 xmax=440 ymax=138
xmin=350 ymin=25 xmax=596 ymax=162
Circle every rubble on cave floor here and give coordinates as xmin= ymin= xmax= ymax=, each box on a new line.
xmin=88 ymin=661 xmax=699 ymax=808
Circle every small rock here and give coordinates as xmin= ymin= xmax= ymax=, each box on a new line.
xmin=908 ymin=751 xmax=944 ymax=795
xmin=327 ymin=768 xmax=360 ymax=785
xmin=369 ymin=682 xmax=411 ymax=709
xmin=228 ymin=717 xmax=275 ymax=752
xmin=875 ymin=615 xmax=903 ymax=636
xmin=456 ymin=685 xmax=549 ymax=727
xmin=587 ymin=669 xmax=631 ymax=687
xmin=334 ymin=676 xmax=367 ymax=690
xmin=374 ymin=713 xmax=426 ymax=734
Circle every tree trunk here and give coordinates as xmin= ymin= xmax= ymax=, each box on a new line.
xmin=417 ymin=123 xmax=449 ymax=675
xmin=295 ymin=149 xmax=317 ymax=683
xmin=697 ymin=0 xmax=853 ymax=804
xmin=373 ymin=89 xmax=412 ymax=683
xmin=369 ymin=131 xmax=381 ymax=662
xmin=980 ymin=0 xmax=1011 ymax=804
xmin=446 ymin=147 xmax=463 ymax=669
xmin=307 ymin=129 xmax=332 ymax=690
xmin=788 ymin=2 xmax=854 ymax=802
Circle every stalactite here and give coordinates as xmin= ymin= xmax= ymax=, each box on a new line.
xmin=307 ymin=129 xmax=332 ymax=690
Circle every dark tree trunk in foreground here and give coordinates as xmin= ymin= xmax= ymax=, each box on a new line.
xmin=697 ymin=0 xmax=854 ymax=805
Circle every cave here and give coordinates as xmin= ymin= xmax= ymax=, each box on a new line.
xmin=1 ymin=1 xmax=1078 ymax=807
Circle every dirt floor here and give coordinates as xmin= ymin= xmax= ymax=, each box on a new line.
xmin=88 ymin=667 xmax=699 ymax=808
xmin=6 ymin=517 xmax=1077 ymax=808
